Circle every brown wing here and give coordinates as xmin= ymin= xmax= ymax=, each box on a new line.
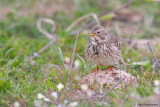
xmin=107 ymin=33 xmax=122 ymax=50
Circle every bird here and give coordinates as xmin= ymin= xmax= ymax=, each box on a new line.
xmin=85 ymin=25 xmax=125 ymax=73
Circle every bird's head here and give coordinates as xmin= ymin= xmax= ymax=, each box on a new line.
xmin=88 ymin=25 xmax=107 ymax=41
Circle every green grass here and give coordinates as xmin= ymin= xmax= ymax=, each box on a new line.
xmin=0 ymin=0 xmax=160 ymax=106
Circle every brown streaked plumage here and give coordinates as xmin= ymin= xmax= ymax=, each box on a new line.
xmin=85 ymin=25 xmax=123 ymax=72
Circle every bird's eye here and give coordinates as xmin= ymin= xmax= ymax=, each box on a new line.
xmin=97 ymin=31 xmax=100 ymax=34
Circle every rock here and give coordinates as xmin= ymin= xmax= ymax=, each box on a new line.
xmin=68 ymin=68 xmax=138 ymax=100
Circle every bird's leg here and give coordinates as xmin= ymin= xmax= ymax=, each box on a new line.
xmin=91 ymin=66 xmax=99 ymax=73
xmin=96 ymin=66 xmax=99 ymax=72
xmin=106 ymin=66 xmax=114 ymax=71
xmin=105 ymin=65 xmax=118 ymax=71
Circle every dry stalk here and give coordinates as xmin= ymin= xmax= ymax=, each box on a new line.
xmin=147 ymin=42 xmax=160 ymax=67
xmin=69 ymin=0 xmax=135 ymax=35
xmin=76 ymin=53 xmax=87 ymax=68
xmin=102 ymin=0 xmax=135 ymax=15
xmin=37 ymin=18 xmax=57 ymax=40
xmin=63 ymin=33 xmax=80 ymax=93
xmin=101 ymin=77 xmax=126 ymax=99
xmin=66 ymin=13 xmax=100 ymax=32
xmin=30 ymin=18 xmax=57 ymax=60
xmin=147 ymin=42 xmax=159 ymax=83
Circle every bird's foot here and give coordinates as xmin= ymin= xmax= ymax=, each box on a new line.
xmin=105 ymin=66 xmax=118 ymax=71
xmin=105 ymin=66 xmax=114 ymax=71
xmin=91 ymin=69 xmax=97 ymax=73
xmin=91 ymin=66 xmax=99 ymax=73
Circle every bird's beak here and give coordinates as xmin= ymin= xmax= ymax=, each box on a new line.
xmin=89 ymin=33 xmax=95 ymax=37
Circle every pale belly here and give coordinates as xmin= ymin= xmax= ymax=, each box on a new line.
xmin=87 ymin=54 xmax=118 ymax=66
xmin=85 ymin=41 xmax=121 ymax=66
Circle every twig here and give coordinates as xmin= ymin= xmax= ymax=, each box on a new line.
xmin=70 ymin=0 xmax=135 ymax=35
xmin=30 ymin=18 xmax=57 ymax=60
xmin=147 ymin=42 xmax=159 ymax=82
xmin=69 ymin=33 xmax=79 ymax=71
xmin=102 ymin=0 xmax=135 ymax=15
xmin=63 ymin=33 xmax=80 ymax=93
xmin=30 ymin=40 xmax=55 ymax=60
xmin=37 ymin=18 xmax=57 ymax=40
xmin=76 ymin=53 xmax=87 ymax=68
xmin=39 ymin=40 xmax=55 ymax=54
xmin=66 ymin=13 xmax=100 ymax=32
xmin=147 ymin=42 xmax=160 ymax=67
xmin=58 ymin=47 xmax=66 ymax=69
xmin=101 ymin=77 xmax=126 ymax=99
xmin=70 ymin=21 xmax=96 ymax=36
